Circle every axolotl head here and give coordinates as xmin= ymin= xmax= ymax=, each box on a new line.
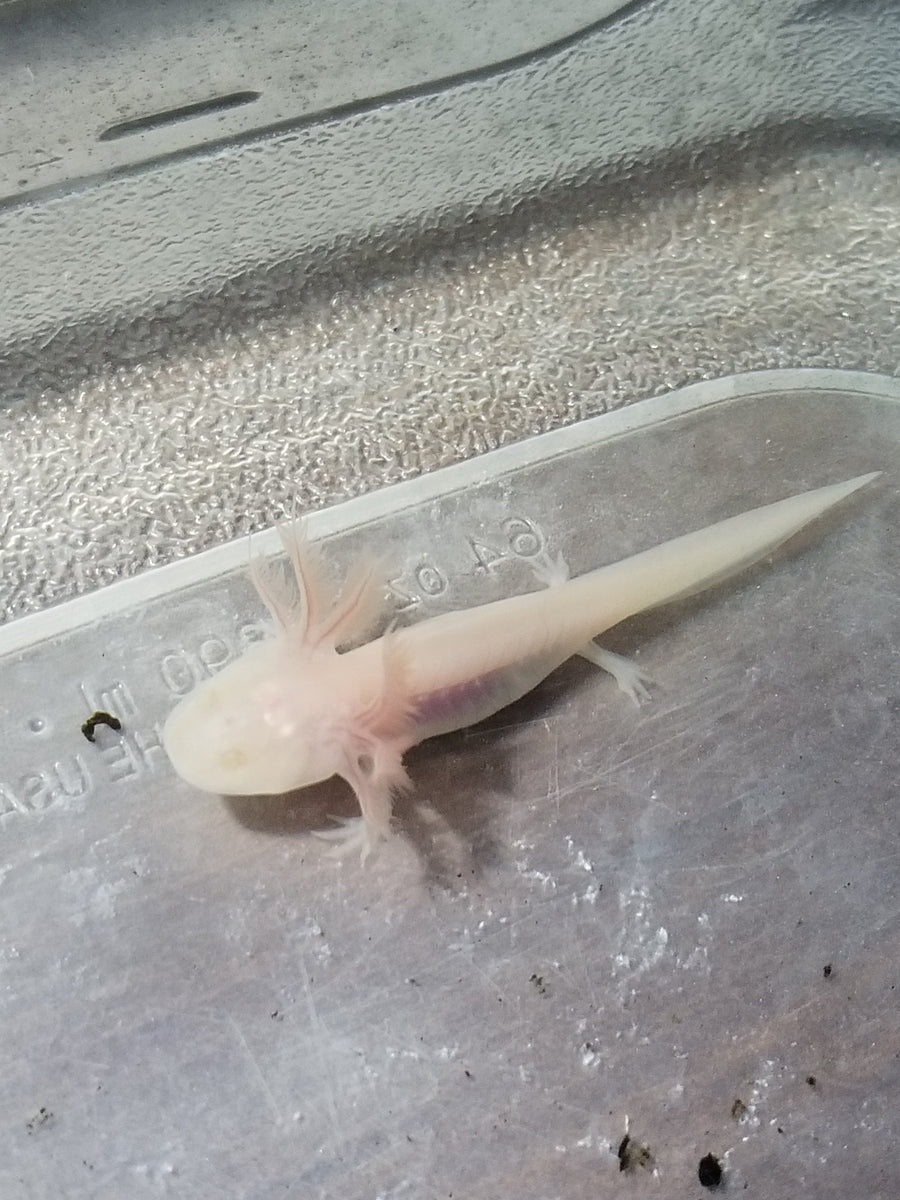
xmin=162 ymin=639 xmax=344 ymax=796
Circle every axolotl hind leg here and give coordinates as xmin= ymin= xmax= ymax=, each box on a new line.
xmin=575 ymin=643 xmax=653 ymax=706
xmin=528 ymin=546 xmax=654 ymax=706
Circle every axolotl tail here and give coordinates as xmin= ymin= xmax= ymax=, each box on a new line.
xmin=395 ymin=472 xmax=880 ymax=743
xmin=562 ymin=471 xmax=880 ymax=636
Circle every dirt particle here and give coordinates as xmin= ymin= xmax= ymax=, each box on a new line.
xmin=81 ymin=711 xmax=122 ymax=742
xmin=529 ymin=972 xmax=549 ymax=996
xmin=617 ymin=1133 xmax=654 ymax=1173
xmin=26 ymin=1107 xmax=53 ymax=1134
xmin=698 ymin=1153 xmax=723 ymax=1187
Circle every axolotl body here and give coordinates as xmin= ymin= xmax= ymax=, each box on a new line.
xmin=163 ymin=473 xmax=878 ymax=859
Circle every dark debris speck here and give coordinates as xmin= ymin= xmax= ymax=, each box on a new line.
xmin=617 ymin=1133 xmax=654 ymax=1173
xmin=529 ymin=972 xmax=549 ymax=996
xmin=81 ymin=711 xmax=122 ymax=742
xmin=26 ymin=1107 xmax=53 ymax=1134
xmin=698 ymin=1153 xmax=723 ymax=1187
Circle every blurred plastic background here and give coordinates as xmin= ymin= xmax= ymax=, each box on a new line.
xmin=2 ymin=0 xmax=900 ymax=620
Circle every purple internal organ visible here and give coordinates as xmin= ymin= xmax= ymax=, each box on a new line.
xmin=413 ymin=671 xmax=499 ymax=726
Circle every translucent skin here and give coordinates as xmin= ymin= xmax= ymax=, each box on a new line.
xmin=163 ymin=473 xmax=879 ymax=861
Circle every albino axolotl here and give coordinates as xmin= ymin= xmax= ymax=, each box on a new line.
xmin=163 ymin=472 xmax=879 ymax=860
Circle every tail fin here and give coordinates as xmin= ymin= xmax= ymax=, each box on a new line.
xmin=575 ymin=471 xmax=880 ymax=633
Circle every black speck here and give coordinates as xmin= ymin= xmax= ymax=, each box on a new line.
xmin=81 ymin=711 xmax=122 ymax=742
xmin=464 ymin=1069 xmax=473 ymax=1079
xmin=806 ymin=1074 xmax=817 ymax=1087
xmin=823 ymin=962 xmax=833 ymax=978
xmin=698 ymin=1153 xmax=723 ymax=1187
xmin=731 ymin=1097 xmax=748 ymax=1121
xmin=529 ymin=972 xmax=549 ymax=996
xmin=26 ymin=1106 xmax=53 ymax=1134
xmin=617 ymin=1133 xmax=654 ymax=1173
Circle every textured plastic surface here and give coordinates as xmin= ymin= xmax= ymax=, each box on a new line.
xmin=1 ymin=373 xmax=897 ymax=1198
xmin=3 ymin=2 xmax=900 ymax=623
xmin=0 ymin=0 xmax=624 ymax=199
xmin=2 ymin=0 xmax=900 ymax=344
xmin=4 ymin=144 xmax=900 ymax=624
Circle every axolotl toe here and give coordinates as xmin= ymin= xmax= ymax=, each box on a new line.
xmin=163 ymin=473 xmax=880 ymax=862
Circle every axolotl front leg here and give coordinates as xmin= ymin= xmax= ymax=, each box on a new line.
xmin=249 ymin=529 xmax=417 ymax=862
xmin=316 ymin=735 xmax=412 ymax=863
